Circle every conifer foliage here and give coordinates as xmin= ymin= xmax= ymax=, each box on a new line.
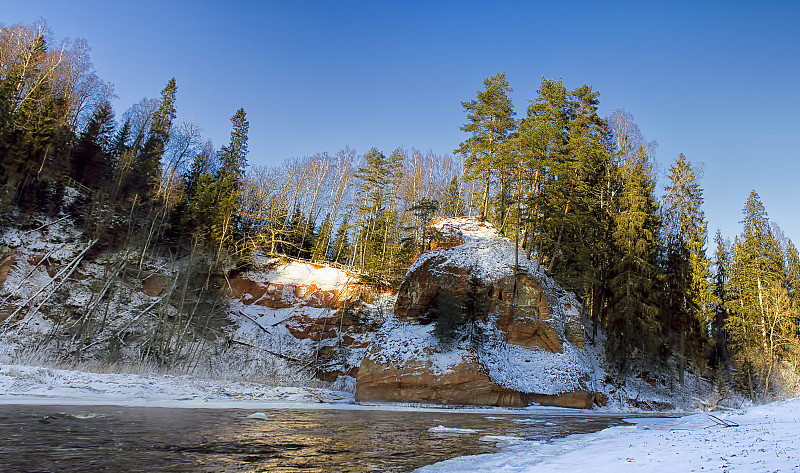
xmin=661 ymin=154 xmax=714 ymax=382
xmin=725 ymin=191 xmax=799 ymax=400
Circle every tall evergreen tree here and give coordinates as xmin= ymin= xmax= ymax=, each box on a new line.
xmin=661 ymin=154 xmax=713 ymax=382
xmin=725 ymin=190 xmax=796 ymax=400
xmin=122 ymin=78 xmax=177 ymax=203
xmin=70 ymin=102 xmax=115 ymax=190
xmin=441 ymin=175 xmax=465 ymax=217
xmin=311 ymin=213 xmax=334 ymax=262
xmin=604 ymin=147 xmax=663 ymax=376
xmin=331 ymin=217 xmax=352 ymax=265
xmin=213 ymin=108 xmax=249 ymax=255
xmin=709 ymin=230 xmax=731 ymax=370
xmin=455 ymin=72 xmax=516 ymax=223
xmin=784 ymin=239 xmax=800 ymax=312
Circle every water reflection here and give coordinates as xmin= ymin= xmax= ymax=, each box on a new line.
xmin=0 ymin=404 xmax=630 ymax=472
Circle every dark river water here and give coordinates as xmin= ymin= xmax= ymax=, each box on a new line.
xmin=0 ymin=404 xmax=631 ymax=472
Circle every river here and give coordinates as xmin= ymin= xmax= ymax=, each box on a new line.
xmin=0 ymin=404 xmax=633 ymax=472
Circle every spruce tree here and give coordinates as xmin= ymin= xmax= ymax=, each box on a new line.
xmin=604 ymin=147 xmax=663 ymax=376
xmin=213 ymin=108 xmax=249 ymax=255
xmin=784 ymin=239 xmax=800 ymax=311
xmin=311 ymin=213 xmax=334 ymax=262
xmin=331 ymin=218 xmax=351 ymax=265
xmin=709 ymin=230 xmax=731 ymax=370
xmin=725 ymin=190 xmax=796 ymax=400
xmin=122 ymin=78 xmax=177 ymax=203
xmin=661 ymin=154 xmax=713 ymax=381
xmin=70 ymin=102 xmax=115 ymax=191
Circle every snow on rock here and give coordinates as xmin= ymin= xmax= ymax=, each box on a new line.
xmin=409 ymin=217 xmax=538 ymax=283
xmin=224 ymin=257 xmax=392 ymax=382
xmin=357 ymin=217 xmax=598 ymax=409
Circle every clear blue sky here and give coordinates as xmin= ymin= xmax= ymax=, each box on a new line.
xmin=4 ymin=0 xmax=799 ymax=246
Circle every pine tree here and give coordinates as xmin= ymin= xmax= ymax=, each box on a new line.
xmin=441 ymin=175 xmax=465 ymax=217
xmin=408 ymin=198 xmax=440 ymax=253
xmin=517 ymin=78 xmax=569 ymax=263
xmin=455 ymin=72 xmax=516 ymax=223
xmin=351 ymin=147 xmax=403 ymax=280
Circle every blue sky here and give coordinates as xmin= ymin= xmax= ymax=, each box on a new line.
xmin=4 ymin=0 xmax=799 ymax=245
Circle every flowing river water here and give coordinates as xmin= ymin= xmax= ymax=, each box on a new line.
xmin=0 ymin=404 xmax=635 ymax=472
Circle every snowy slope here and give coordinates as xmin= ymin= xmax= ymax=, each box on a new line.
xmin=0 ymin=212 xmax=390 ymax=392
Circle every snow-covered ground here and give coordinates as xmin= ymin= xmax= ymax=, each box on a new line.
xmin=417 ymin=398 xmax=800 ymax=472
xmin=0 ymin=363 xmax=353 ymax=408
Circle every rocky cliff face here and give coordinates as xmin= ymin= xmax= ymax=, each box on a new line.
xmin=223 ymin=259 xmax=389 ymax=382
xmin=356 ymin=217 xmax=599 ymax=408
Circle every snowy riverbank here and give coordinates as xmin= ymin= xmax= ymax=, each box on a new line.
xmin=417 ymin=397 xmax=800 ymax=472
xmin=0 ymin=363 xmax=354 ymax=408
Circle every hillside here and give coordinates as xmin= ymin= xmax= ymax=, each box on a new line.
xmin=0 ymin=206 xmax=389 ymax=392
xmin=0 ymin=206 xmax=732 ymax=410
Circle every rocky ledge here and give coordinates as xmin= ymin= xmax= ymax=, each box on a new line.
xmin=356 ymin=217 xmax=600 ymax=408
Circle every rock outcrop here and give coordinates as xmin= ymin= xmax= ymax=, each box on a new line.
xmin=223 ymin=258 xmax=388 ymax=381
xmin=356 ymin=217 xmax=598 ymax=408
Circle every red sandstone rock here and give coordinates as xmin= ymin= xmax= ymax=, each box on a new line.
xmin=356 ymin=217 xmax=596 ymax=409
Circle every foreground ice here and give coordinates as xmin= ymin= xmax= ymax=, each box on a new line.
xmin=416 ymin=397 xmax=800 ymax=472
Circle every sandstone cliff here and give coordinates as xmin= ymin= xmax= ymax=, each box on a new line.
xmin=356 ymin=217 xmax=599 ymax=408
xmin=224 ymin=258 xmax=390 ymax=384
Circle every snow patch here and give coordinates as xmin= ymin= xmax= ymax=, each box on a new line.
xmin=428 ymin=425 xmax=481 ymax=434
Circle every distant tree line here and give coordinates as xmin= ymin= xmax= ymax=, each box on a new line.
xmin=2 ymin=22 xmax=798 ymax=399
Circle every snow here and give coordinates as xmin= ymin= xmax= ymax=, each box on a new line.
xmin=367 ymin=316 xmax=468 ymax=375
xmin=240 ymin=257 xmax=356 ymax=293
xmin=416 ymin=397 xmax=800 ymax=472
xmin=0 ymin=363 xmax=353 ymax=407
xmin=412 ymin=217 xmax=540 ymax=283
xmin=6 ymin=214 xmax=794 ymax=471
xmin=369 ymin=217 xmax=595 ymax=395
xmin=478 ymin=321 xmax=595 ymax=395
xmin=429 ymin=425 xmax=482 ymax=434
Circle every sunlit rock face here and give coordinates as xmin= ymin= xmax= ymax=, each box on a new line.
xmin=223 ymin=258 xmax=388 ymax=381
xmin=356 ymin=217 xmax=596 ymax=409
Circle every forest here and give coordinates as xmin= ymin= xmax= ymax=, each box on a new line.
xmin=1 ymin=21 xmax=799 ymax=402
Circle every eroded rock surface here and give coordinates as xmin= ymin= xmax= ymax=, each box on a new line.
xmin=356 ymin=217 xmax=597 ymax=408
xmin=224 ymin=259 xmax=387 ymax=381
